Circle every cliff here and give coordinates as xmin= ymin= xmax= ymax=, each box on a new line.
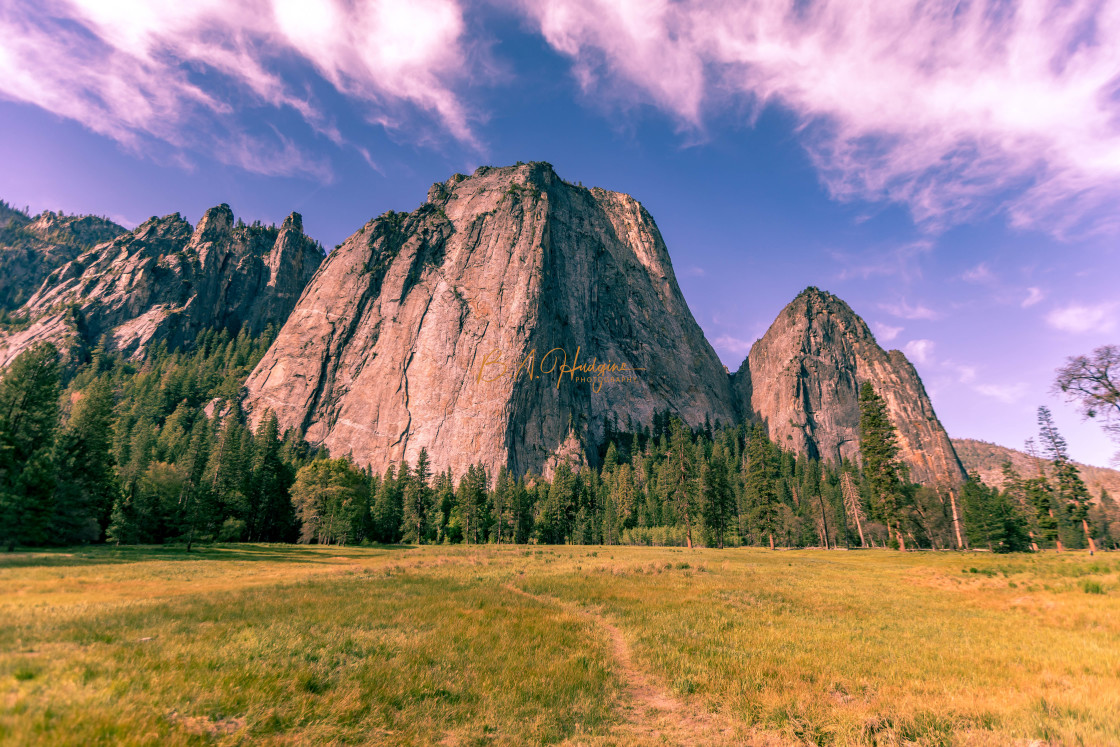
xmin=244 ymin=162 xmax=736 ymax=479
xmin=733 ymin=287 xmax=966 ymax=486
xmin=0 ymin=205 xmax=324 ymax=366
xmin=0 ymin=201 xmax=125 ymax=312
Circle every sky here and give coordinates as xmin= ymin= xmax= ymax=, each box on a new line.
xmin=1 ymin=0 xmax=1118 ymax=466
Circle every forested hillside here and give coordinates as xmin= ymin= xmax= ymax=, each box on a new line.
xmin=1 ymin=335 xmax=1117 ymax=552
xmin=955 ymin=437 xmax=1120 ymax=499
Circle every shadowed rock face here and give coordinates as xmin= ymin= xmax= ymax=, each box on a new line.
xmin=0 ymin=204 xmax=126 ymax=312
xmin=0 ymin=205 xmax=324 ymax=367
xmin=732 ymin=287 xmax=966 ymax=486
xmin=244 ymin=162 xmax=736 ymax=480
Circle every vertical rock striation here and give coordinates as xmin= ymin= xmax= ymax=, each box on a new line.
xmin=732 ymin=287 xmax=966 ymax=486
xmin=244 ymin=162 xmax=736 ymax=480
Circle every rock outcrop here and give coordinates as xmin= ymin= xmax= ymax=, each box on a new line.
xmin=733 ymin=287 xmax=966 ymax=486
xmin=0 ymin=205 xmax=324 ymax=367
xmin=244 ymin=162 xmax=736 ymax=480
xmin=0 ymin=201 xmax=126 ymax=312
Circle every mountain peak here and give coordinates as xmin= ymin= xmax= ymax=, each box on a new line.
xmin=0 ymin=201 xmax=323 ymax=367
xmin=734 ymin=288 xmax=965 ymax=486
xmin=246 ymin=163 xmax=733 ymax=480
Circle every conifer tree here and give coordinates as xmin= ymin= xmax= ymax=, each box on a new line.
xmin=53 ymin=378 xmax=117 ymax=543
xmin=666 ymin=418 xmax=697 ymax=549
xmin=744 ymin=424 xmax=780 ymax=549
xmin=0 ymin=343 xmax=61 ymax=549
xmin=858 ymin=382 xmax=910 ymax=550
xmin=1037 ymin=406 xmax=1096 ymax=553
xmin=402 ymin=449 xmax=432 ymax=543
xmin=248 ymin=413 xmax=294 ymax=542
xmin=372 ymin=464 xmax=403 ymax=543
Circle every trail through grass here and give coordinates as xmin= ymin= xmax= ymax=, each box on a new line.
xmin=2 ymin=545 xmax=1118 ymax=745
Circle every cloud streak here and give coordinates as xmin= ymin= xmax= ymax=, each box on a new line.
xmin=0 ymin=0 xmax=478 ymax=178
xmin=1046 ymin=302 xmax=1118 ymax=334
xmin=516 ymin=0 xmax=1120 ymax=236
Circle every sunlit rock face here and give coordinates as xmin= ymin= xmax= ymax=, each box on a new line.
xmin=733 ymin=287 xmax=966 ymax=487
xmin=0 ymin=205 xmax=324 ymax=368
xmin=244 ymin=162 xmax=736 ymax=480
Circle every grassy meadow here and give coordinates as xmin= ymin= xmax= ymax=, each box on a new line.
xmin=2 ymin=545 xmax=1119 ymax=746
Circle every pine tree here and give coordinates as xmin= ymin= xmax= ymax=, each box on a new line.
xmin=699 ymin=442 xmax=734 ymax=548
xmin=52 ymin=378 xmax=117 ymax=543
xmin=179 ymin=414 xmax=213 ymax=548
xmin=372 ymin=465 xmax=403 ymax=543
xmin=1038 ymin=406 xmax=1096 ymax=553
xmin=0 ymin=343 xmax=61 ymax=549
xmin=858 ymin=382 xmax=911 ymax=550
xmin=667 ymin=418 xmax=697 ymax=549
xmin=248 ymin=413 xmax=294 ymax=542
xmin=489 ymin=465 xmax=512 ymax=544
xmin=402 ymin=449 xmax=432 ymax=544
xmin=429 ymin=469 xmax=453 ymax=542
xmin=106 ymin=493 xmax=138 ymax=545
xmin=744 ymin=425 xmax=780 ymax=549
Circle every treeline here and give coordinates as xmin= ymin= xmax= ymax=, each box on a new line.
xmin=0 ymin=330 xmax=321 ymax=550
xmin=1 ymin=335 xmax=1117 ymax=551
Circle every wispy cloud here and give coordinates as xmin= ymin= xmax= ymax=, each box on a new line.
xmin=713 ymin=334 xmax=753 ymax=357
xmin=832 ymin=239 xmax=933 ymax=282
xmin=517 ymin=0 xmax=1120 ymax=236
xmin=1021 ymin=287 xmax=1045 ymax=308
xmin=1046 ymin=302 xmax=1118 ymax=334
xmin=872 ymin=322 xmax=902 ymax=343
xmin=682 ymin=265 xmax=706 ymax=277
xmin=880 ymin=299 xmax=941 ymax=320
xmin=947 ymin=362 xmax=978 ymax=385
xmin=962 ymin=263 xmax=994 ymax=283
xmin=0 ymin=0 xmax=479 ymax=178
xmin=974 ymin=382 xmax=1029 ymax=404
xmin=903 ymin=338 xmax=935 ymax=364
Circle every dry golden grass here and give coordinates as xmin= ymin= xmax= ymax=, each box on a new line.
xmin=2 ymin=544 xmax=1118 ymax=745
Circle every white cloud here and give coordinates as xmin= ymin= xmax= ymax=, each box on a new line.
xmin=872 ymin=322 xmax=902 ymax=343
xmin=1046 ymin=302 xmax=1118 ymax=334
xmin=0 ymin=0 xmax=477 ymax=177
xmin=974 ymin=382 xmax=1029 ymax=404
xmin=713 ymin=334 xmax=753 ymax=357
xmin=682 ymin=265 xmax=706 ymax=277
xmin=516 ymin=0 xmax=1120 ymax=236
xmin=940 ymin=361 xmax=978 ymax=384
xmin=880 ymin=300 xmax=941 ymax=320
xmin=903 ymin=338 xmax=935 ymax=364
xmin=1021 ymin=287 xmax=1045 ymax=308
xmin=962 ymin=263 xmax=994 ymax=283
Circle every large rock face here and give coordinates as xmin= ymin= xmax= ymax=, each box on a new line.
xmin=0 ymin=202 xmax=126 ymax=312
xmin=0 ymin=205 xmax=323 ymax=367
xmin=244 ymin=162 xmax=736 ymax=480
xmin=733 ymin=287 xmax=966 ymax=486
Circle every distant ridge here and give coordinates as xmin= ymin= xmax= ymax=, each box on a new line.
xmin=953 ymin=437 xmax=1120 ymax=498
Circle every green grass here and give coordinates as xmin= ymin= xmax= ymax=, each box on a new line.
xmin=2 ymin=545 xmax=1118 ymax=745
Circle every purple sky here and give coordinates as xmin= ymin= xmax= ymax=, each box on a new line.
xmin=1 ymin=0 xmax=1118 ymax=465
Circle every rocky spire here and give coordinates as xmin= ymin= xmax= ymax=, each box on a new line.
xmin=732 ymin=286 xmax=966 ymax=486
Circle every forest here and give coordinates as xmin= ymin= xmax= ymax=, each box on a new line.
xmin=1 ymin=329 xmax=1117 ymax=553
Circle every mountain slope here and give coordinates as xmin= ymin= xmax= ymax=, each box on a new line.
xmin=734 ymin=287 xmax=966 ymax=486
xmin=0 ymin=205 xmax=324 ymax=367
xmin=244 ymin=162 xmax=736 ymax=480
xmin=0 ymin=201 xmax=126 ymax=312
xmin=953 ymin=437 xmax=1120 ymax=498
